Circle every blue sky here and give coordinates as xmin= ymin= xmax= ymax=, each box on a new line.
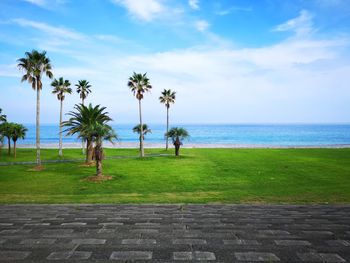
xmin=0 ymin=0 xmax=349 ymax=124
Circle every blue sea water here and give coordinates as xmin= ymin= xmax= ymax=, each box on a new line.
xmin=17 ymin=124 xmax=350 ymax=146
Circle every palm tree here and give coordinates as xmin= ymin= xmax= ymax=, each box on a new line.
xmin=133 ymin=124 xmax=151 ymax=152
xmin=91 ymin=123 xmax=117 ymax=177
xmin=63 ymin=104 xmax=112 ymax=164
xmin=17 ymin=50 xmax=53 ymax=166
xmin=159 ymin=89 xmax=176 ymax=150
xmin=52 ymin=77 xmax=72 ymax=157
xmin=76 ymin=80 xmax=92 ymax=105
xmin=0 ymin=109 xmax=6 ymax=155
xmin=11 ymin=123 xmax=27 ymax=158
xmin=166 ymin=127 xmax=189 ymax=156
xmin=0 ymin=122 xmax=14 ymax=156
xmin=76 ymin=80 xmax=91 ymax=155
xmin=128 ymin=72 xmax=152 ymax=157
xmin=0 ymin=108 xmax=6 ymax=123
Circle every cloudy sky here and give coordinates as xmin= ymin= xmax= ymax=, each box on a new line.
xmin=0 ymin=0 xmax=349 ymax=124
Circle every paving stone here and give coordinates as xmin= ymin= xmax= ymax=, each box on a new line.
xmin=274 ymin=240 xmax=311 ymax=246
xmin=173 ymin=239 xmax=207 ymax=245
xmin=173 ymin=251 xmax=192 ymax=260
xmin=121 ymin=239 xmax=156 ymax=245
xmin=223 ymin=239 xmax=260 ymax=245
xmin=61 ymin=222 xmax=86 ymax=226
xmin=130 ymin=229 xmax=159 ymax=234
xmin=235 ymin=252 xmax=280 ymax=261
xmin=42 ymin=229 xmax=74 ymax=237
xmin=72 ymin=238 xmax=106 ymax=245
xmin=326 ymin=240 xmax=350 ymax=246
xmin=110 ymin=251 xmax=152 ymax=260
xmin=0 ymin=251 xmax=31 ymax=260
xmin=258 ymin=230 xmax=290 ymax=235
xmin=20 ymin=238 xmax=56 ymax=245
xmin=173 ymin=251 xmax=216 ymax=261
xmin=194 ymin=251 xmax=216 ymax=261
xmin=297 ymin=252 xmax=346 ymax=262
xmin=69 ymin=251 xmax=92 ymax=260
xmin=302 ymin=230 xmax=334 ymax=235
xmin=98 ymin=222 xmax=123 ymax=226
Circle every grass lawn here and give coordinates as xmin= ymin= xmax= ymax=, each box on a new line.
xmin=0 ymin=148 xmax=349 ymax=204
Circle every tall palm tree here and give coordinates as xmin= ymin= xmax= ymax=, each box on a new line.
xmin=91 ymin=123 xmax=117 ymax=177
xmin=166 ymin=127 xmax=189 ymax=156
xmin=63 ymin=104 xmax=112 ymax=164
xmin=76 ymin=80 xmax=92 ymax=105
xmin=133 ymin=124 xmax=151 ymax=152
xmin=128 ymin=72 xmax=152 ymax=157
xmin=52 ymin=77 xmax=72 ymax=157
xmin=159 ymin=89 xmax=176 ymax=150
xmin=0 ymin=108 xmax=6 ymax=123
xmin=11 ymin=123 xmax=27 ymax=158
xmin=76 ymin=80 xmax=92 ymax=154
xmin=17 ymin=50 xmax=53 ymax=166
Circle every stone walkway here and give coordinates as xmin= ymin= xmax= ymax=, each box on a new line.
xmin=0 ymin=205 xmax=349 ymax=262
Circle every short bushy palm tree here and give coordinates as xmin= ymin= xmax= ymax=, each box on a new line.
xmin=11 ymin=123 xmax=27 ymax=158
xmin=159 ymin=89 xmax=176 ymax=150
xmin=17 ymin=50 xmax=53 ymax=166
xmin=166 ymin=127 xmax=189 ymax=156
xmin=52 ymin=77 xmax=72 ymax=157
xmin=0 ymin=122 xmax=13 ymax=155
xmin=133 ymin=124 xmax=151 ymax=152
xmin=63 ymin=104 xmax=112 ymax=164
xmin=128 ymin=72 xmax=152 ymax=157
xmin=90 ymin=123 xmax=117 ymax=177
xmin=76 ymin=80 xmax=92 ymax=155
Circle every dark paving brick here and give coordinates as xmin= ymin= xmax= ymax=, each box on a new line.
xmin=0 ymin=250 xmax=31 ymax=260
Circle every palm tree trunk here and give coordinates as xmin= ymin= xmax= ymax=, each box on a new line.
xmin=174 ymin=137 xmax=180 ymax=156
xmin=86 ymin=139 xmax=93 ymax=164
xmin=58 ymin=99 xmax=63 ymax=157
xmin=13 ymin=140 xmax=16 ymax=158
xmin=166 ymin=106 xmax=169 ymax=150
xmin=36 ymin=87 xmax=41 ymax=166
xmin=138 ymin=99 xmax=144 ymax=157
xmin=95 ymin=142 xmax=103 ymax=177
xmin=7 ymin=136 xmax=10 ymax=156
xmin=81 ymin=98 xmax=85 ymax=155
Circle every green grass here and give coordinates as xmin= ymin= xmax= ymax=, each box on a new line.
xmin=0 ymin=148 xmax=349 ymax=204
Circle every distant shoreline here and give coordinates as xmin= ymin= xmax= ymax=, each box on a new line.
xmin=16 ymin=142 xmax=350 ymax=149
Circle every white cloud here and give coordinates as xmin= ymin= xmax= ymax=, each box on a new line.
xmin=12 ymin=18 xmax=85 ymax=41
xmin=188 ymin=0 xmax=199 ymax=10
xmin=274 ymin=10 xmax=314 ymax=36
xmin=215 ymin=6 xmax=252 ymax=16
xmin=194 ymin=20 xmax=209 ymax=32
xmin=111 ymin=0 xmax=164 ymax=21
xmin=22 ymin=0 xmax=67 ymax=9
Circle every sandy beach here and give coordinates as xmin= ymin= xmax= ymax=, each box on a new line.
xmin=16 ymin=142 xmax=350 ymax=149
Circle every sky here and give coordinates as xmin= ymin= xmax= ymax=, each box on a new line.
xmin=0 ymin=0 xmax=349 ymax=124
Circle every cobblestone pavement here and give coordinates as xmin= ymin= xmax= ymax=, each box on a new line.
xmin=0 ymin=205 xmax=349 ymax=262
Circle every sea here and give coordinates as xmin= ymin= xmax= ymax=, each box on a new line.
xmin=15 ymin=124 xmax=350 ymax=147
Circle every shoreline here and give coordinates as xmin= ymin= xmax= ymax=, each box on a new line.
xmin=16 ymin=142 xmax=350 ymax=149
